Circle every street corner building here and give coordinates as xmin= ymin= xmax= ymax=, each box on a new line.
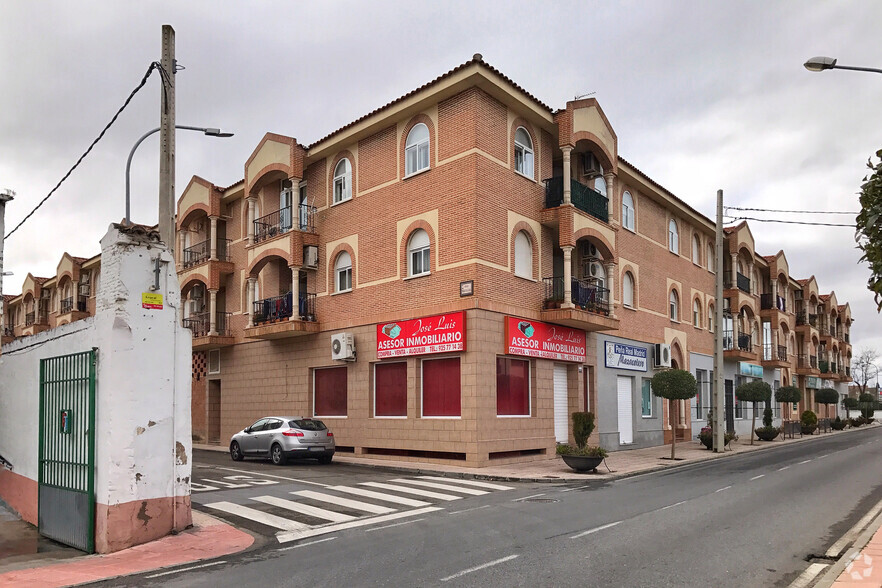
xmin=3 ymin=56 xmax=856 ymax=469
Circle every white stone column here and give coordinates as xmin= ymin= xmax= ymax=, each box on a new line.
xmin=247 ymin=196 xmax=256 ymax=245
xmin=604 ymin=171 xmax=615 ymax=222
xmin=208 ymin=288 xmax=218 ymax=336
xmin=604 ymin=260 xmax=616 ymax=318
xmin=247 ymin=277 xmax=256 ymax=327
xmin=562 ymin=245 xmax=574 ymax=309
xmin=562 ymin=146 xmax=573 ymax=205
xmin=771 ymin=328 xmax=778 ymax=361
xmin=748 ymin=261 xmax=755 ymax=294
xmin=209 ymin=216 xmax=218 ymax=261
xmin=289 ymin=266 xmax=301 ymax=321
xmin=730 ymin=253 xmax=738 ymax=289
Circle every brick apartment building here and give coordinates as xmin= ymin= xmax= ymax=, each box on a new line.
xmin=2 ymin=56 xmax=853 ymax=466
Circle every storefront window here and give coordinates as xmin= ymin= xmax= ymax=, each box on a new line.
xmin=422 ymin=357 xmax=461 ymax=417
xmin=641 ymin=380 xmax=652 ymax=417
xmin=496 ymin=357 xmax=530 ymax=416
xmin=375 ymin=362 xmax=407 ymax=417
xmin=314 ymin=366 xmax=347 ymax=417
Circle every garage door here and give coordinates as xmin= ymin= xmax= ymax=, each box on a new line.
xmin=617 ymin=375 xmax=633 ymax=445
xmin=553 ymin=364 xmax=568 ymax=443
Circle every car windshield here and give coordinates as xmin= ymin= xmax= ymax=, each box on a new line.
xmin=289 ymin=419 xmax=327 ymax=431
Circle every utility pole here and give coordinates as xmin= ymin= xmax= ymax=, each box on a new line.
xmin=0 ymin=189 xmax=14 ymax=344
xmin=158 ymin=24 xmax=176 ymax=250
xmin=713 ymin=189 xmax=725 ymax=452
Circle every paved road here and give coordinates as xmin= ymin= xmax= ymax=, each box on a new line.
xmin=98 ymin=427 xmax=882 ymax=587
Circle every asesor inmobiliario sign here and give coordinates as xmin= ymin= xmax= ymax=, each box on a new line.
xmin=376 ymin=311 xmax=466 ymax=358
xmin=504 ymin=317 xmax=586 ymax=363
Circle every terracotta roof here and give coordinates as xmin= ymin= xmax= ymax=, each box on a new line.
xmin=762 ymin=255 xmax=776 ymax=263
xmin=308 ymin=55 xmax=554 ymax=149
xmin=616 ymin=156 xmax=715 ymax=227
xmin=820 ymin=294 xmax=830 ymax=301
xmin=723 ymin=226 xmax=737 ymax=234
xmin=34 ymin=277 xmax=49 ymax=285
xmin=72 ymin=256 xmax=88 ymax=264
xmin=220 ymin=179 xmax=244 ymax=192
xmin=797 ymin=278 xmax=810 ymax=285
xmin=3 ymin=294 xmax=14 ymax=303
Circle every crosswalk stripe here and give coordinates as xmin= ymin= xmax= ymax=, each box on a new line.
xmin=328 ymin=485 xmax=432 ymax=507
xmin=251 ymin=496 xmax=356 ymax=523
xmin=389 ymin=478 xmax=488 ymax=496
xmin=361 ymin=482 xmax=462 ymax=501
xmin=276 ymin=506 xmax=443 ymax=544
xmin=292 ymin=490 xmax=397 ymax=515
xmin=417 ymin=477 xmax=514 ymax=491
xmin=203 ymin=501 xmax=311 ymax=531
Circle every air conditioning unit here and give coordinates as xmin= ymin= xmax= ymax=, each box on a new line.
xmin=303 ymin=245 xmax=318 ymax=269
xmin=331 ymin=332 xmax=356 ymax=361
xmin=582 ymin=152 xmax=601 ymax=178
xmin=191 ymin=285 xmax=204 ymax=300
xmin=722 ymin=297 xmax=731 ymax=312
xmin=78 ymin=283 xmax=91 ymax=297
xmin=654 ymin=343 xmax=672 ymax=369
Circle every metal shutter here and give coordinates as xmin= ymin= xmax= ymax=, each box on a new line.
xmin=554 ymin=364 xmax=568 ymax=443
xmin=617 ymin=376 xmax=633 ymax=444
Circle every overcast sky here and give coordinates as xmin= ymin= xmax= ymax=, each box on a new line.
xmin=1 ymin=1 xmax=880 ymax=367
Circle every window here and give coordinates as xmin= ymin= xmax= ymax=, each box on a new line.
xmin=333 ymin=158 xmax=351 ymax=204
xmin=668 ymin=219 xmax=679 ymax=254
xmin=692 ymin=235 xmax=701 ymax=265
xmin=708 ymin=304 xmax=715 ymax=332
xmin=622 ymin=191 xmax=635 ymax=231
xmin=422 ymin=357 xmax=461 ymax=417
xmin=693 ymin=299 xmax=701 ymax=327
xmin=670 ymin=290 xmax=679 ymax=321
xmin=641 ymin=380 xmax=652 ymax=417
xmin=695 ymin=370 xmax=709 ymax=420
xmin=407 ymin=229 xmax=430 ymax=277
xmin=594 ymin=175 xmax=607 ymax=196
xmin=335 ymin=251 xmax=352 ymax=293
xmin=514 ymin=231 xmax=533 ymax=278
xmin=375 ymin=362 xmax=407 ymax=417
xmin=707 ymin=243 xmax=715 ymax=272
xmin=405 ymin=123 xmax=430 ymax=176
xmin=208 ymin=349 xmax=220 ymax=374
xmin=514 ymin=127 xmax=534 ymax=178
xmin=497 ymin=357 xmax=530 ymax=416
xmin=622 ymin=271 xmax=635 ymax=308
xmin=314 ymin=366 xmax=348 ymax=417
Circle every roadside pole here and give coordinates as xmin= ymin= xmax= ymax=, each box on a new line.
xmin=0 ymin=189 xmax=14 ymax=345
xmin=713 ymin=189 xmax=725 ymax=452
xmin=158 ymin=24 xmax=176 ymax=250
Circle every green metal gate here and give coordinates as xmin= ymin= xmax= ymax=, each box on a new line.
xmin=38 ymin=349 xmax=96 ymax=553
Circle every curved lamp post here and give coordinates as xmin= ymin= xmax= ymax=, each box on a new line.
xmin=125 ymin=125 xmax=233 ymax=226
xmin=804 ymin=56 xmax=882 ymax=75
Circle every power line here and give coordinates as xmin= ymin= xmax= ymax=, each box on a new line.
xmin=724 ymin=205 xmax=858 ymax=215
xmin=725 ymin=215 xmax=855 ymax=228
xmin=5 ymin=62 xmax=167 ymax=239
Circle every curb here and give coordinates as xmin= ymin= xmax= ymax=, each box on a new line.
xmin=814 ymin=501 xmax=882 ymax=587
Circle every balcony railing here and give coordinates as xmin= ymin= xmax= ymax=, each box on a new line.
xmin=183 ymin=239 xmax=209 ymax=268
xmin=819 ymin=360 xmax=830 ymax=374
xmin=760 ymin=294 xmax=786 ymax=312
xmin=253 ymin=292 xmax=317 ymax=325
xmin=542 ymin=276 xmax=610 ymax=316
xmin=809 ymin=314 xmax=818 ymax=327
xmin=777 ymin=345 xmax=787 ymax=361
xmin=796 ymin=310 xmax=807 ymax=325
xmin=797 ymin=354 xmax=817 ymax=370
xmin=182 ymin=311 xmax=233 ymax=337
xmin=254 ymin=204 xmax=316 ymax=244
xmin=543 ymin=177 xmax=609 ymax=223
xmin=60 ymin=296 xmax=88 ymax=314
xmin=737 ymin=273 xmax=750 ymax=293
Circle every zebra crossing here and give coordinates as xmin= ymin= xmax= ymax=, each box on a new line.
xmin=200 ymin=476 xmax=513 ymax=543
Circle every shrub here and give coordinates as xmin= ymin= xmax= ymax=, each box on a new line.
xmin=698 ymin=426 xmax=735 ymax=450
xmin=762 ymin=407 xmax=773 ymax=428
xmin=755 ymin=426 xmax=779 ymax=441
xmin=801 ymin=410 xmax=818 ymax=434
xmin=556 ymin=444 xmax=608 ymax=458
xmin=859 ymin=393 xmax=877 ymax=419
xmin=831 ymin=416 xmax=847 ymax=431
xmin=572 ymin=412 xmax=595 ymax=450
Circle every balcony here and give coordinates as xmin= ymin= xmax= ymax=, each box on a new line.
xmin=22 ymin=309 xmax=49 ymax=336
xmin=796 ymin=354 xmax=820 ymax=375
xmin=762 ymin=343 xmax=789 ymax=368
xmin=183 ymin=238 xmax=231 ymax=269
xmin=819 ymin=360 xmax=838 ymax=380
xmin=183 ymin=311 xmax=235 ymax=351
xmin=254 ymin=204 xmax=316 ymax=244
xmin=245 ymin=291 xmax=319 ymax=340
xmin=760 ymin=294 xmax=786 ymax=313
xmin=543 ymin=177 xmax=609 ymax=223
xmin=723 ymin=330 xmax=758 ymax=361
xmin=60 ymin=296 xmax=87 ymax=314
xmin=540 ymin=276 xmax=618 ymax=331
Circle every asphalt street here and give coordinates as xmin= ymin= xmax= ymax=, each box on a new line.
xmin=96 ymin=427 xmax=882 ymax=587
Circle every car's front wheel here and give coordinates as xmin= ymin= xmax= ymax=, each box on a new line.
xmin=230 ymin=441 xmax=244 ymax=462
xmin=271 ymin=443 xmax=286 ymax=465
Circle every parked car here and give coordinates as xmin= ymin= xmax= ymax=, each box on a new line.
xmin=230 ymin=416 xmax=335 ymax=465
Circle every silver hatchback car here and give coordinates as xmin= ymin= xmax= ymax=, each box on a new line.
xmin=230 ymin=416 xmax=335 ymax=465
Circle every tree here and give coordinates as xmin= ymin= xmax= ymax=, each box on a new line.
xmin=815 ymin=388 xmax=839 ymax=420
xmin=859 ymin=393 xmax=877 ymax=420
xmin=843 ymin=396 xmax=859 ymax=411
xmin=651 ymin=369 xmax=697 ymax=460
xmin=735 ymin=380 xmax=772 ymax=445
xmin=856 ymin=149 xmax=882 ymax=312
xmin=851 ymin=348 xmax=879 ymax=397
xmin=775 ymin=385 xmax=802 ymax=420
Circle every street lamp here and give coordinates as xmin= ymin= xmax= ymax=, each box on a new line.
xmin=125 ymin=125 xmax=233 ymax=226
xmin=0 ymin=189 xmax=14 ymax=342
xmin=804 ymin=56 xmax=882 ymax=74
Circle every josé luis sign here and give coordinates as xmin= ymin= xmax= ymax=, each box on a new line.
xmin=604 ymin=341 xmax=648 ymax=372
xmin=504 ymin=317 xmax=586 ymax=363
xmin=377 ymin=311 xmax=466 ymax=358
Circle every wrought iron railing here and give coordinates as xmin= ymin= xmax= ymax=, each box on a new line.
xmin=542 ymin=276 xmax=610 ymax=316
xmin=183 ymin=239 xmax=209 ymax=267
xmin=723 ymin=330 xmax=734 ymax=350
xmin=738 ymin=334 xmax=753 ymax=352
xmin=760 ymin=294 xmax=786 ymax=312
xmin=819 ymin=360 xmax=830 ymax=374
xmin=796 ymin=310 xmax=806 ymax=325
xmin=60 ymin=296 xmax=88 ymax=314
xmin=809 ymin=314 xmax=818 ymax=327
xmin=543 ymin=177 xmax=609 ymax=223
xmin=777 ymin=345 xmax=787 ymax=361
xmin=254 ymin=204 xmax=316 ymax=244
xmin=182 ymin=311 xmax=233 ymax=337
xmin=253 ymin=292 xmax=317 ymax=325
xmin=810 ymin=354 xmax=817 ymax=368
xmin=736 ymin=273 xmax=750 ymax=293
xmin=25 ymin=311 xmax=35 ymax=326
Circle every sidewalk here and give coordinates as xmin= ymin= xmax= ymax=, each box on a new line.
xmin=818 ymin=500 xmax=882 ymax=587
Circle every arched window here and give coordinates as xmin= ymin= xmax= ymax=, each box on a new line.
xmin=622 ymin=271 xmax=635 ymax=308
xmin=335 ymin=251 xmax=352 ymax=292
xmin=693 ymin=299 xmax=701 ymax=327
xmin=707 ymin=243 xmax=715 ymax=272
xmin=668 ymin=219 xmax=679 ymax=254
xmin=594 ymin=175 xmax=607 ymax=197
xmin=405 ymin=123 xmax=430 ymax=176
xmin=514 ymin=127 xmax=534 ymax=178
xmin=708 ymin=304 xmax=715 ymax=332
xmin=333 ymin=158 xmax=352 ymax=204
xmin=669 ymin=290 xmax=679 ymax=321
xmin=692 ymin=235 xmax=701 ymax=265
xmin=514 ymin=230 xmax=533 ymax=278
xmin=407 ymin=229 xmax=430 ymax=277
xmin=622 ymin=191 xmax=635 ymax=231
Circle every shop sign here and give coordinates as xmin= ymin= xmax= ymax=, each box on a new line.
xmin=805 ymin=376 xmax=821 ymax=389
xmin=604 ymin=341 xmax=647 ymax=372
xmin=142 ymin=292 xmax=163 ymax=310
xmin=377 ymin=311 xmax=466 ymax=358
xmin=504 ymin=317 xmax=586 ymax=363
xmin=738 ymin=362 xmax=763 ymax=378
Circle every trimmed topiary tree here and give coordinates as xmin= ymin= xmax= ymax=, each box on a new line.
xmin=843 ymin=396 xmax=859 ymax=410
xmin=775 ymin=385 xmax=802 ymax=420
xmin=735 ymin=380 xmax=772 ymax=445
xmin=801 ymin=410 xmax=818 ymax=434
xmin=859 ymin=393 xmax=877 ymax=420
xmin=651 ymin=369 xmax=697 ymax=460
xmin=572 ymin=412 xmax=595 ymax=450
xmin=815 ymin=388 xmax=839 ymax=420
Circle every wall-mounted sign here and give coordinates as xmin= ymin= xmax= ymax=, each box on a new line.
xmin=377 ymin=311 xmax=466 ymax=358
xmin=459 ymin=280 xmax=474 ymax=297
xmin=504 ymin=317 xmax=586 ymax=363
xmin=142 ymin=292 xmax=163 ymax=310
xmin=738 ymin=362 xmax=763 ymax=378
xmin=604 ymin=341 xmax=648 ymax=372
xmin=805 ymin=376 xmax=821 ymax=389
xmin=60 ymin=409 xmax=72 ymax=434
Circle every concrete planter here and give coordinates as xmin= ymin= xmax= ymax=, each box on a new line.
xmin=560 ymin=454 xmax=604 ymax=472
